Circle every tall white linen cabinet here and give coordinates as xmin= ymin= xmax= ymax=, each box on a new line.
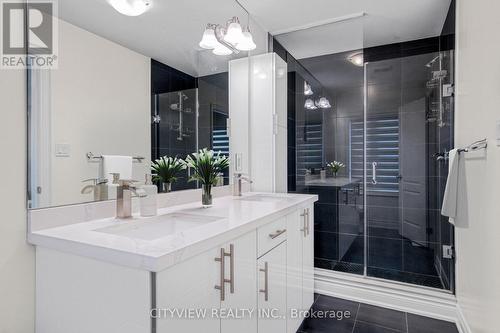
xmin=229 ymin=52 xmax=288 ymax=193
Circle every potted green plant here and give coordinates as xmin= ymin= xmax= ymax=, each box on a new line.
xmin=185 ymin=148 xmax=230 ymax=206
xmin=327 ymin=161 xmax=345 ymax=178
xmin=151 ymin=156 xmax=186 ymax=192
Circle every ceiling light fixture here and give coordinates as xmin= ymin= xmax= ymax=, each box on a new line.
xmin=348 ymin=52 xmax=364 ymax=67
xmin=108 ymin=0 xmax=151 ymax=16
xmin=304 ymin=82 xmax=313 ymax=96
xmin=199 ymin=16 xmax=257 ymax=56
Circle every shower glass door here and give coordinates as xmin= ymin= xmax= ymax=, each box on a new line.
xmin=365 ymin=52 xmax=454 ymax=291
xmin=152 ymin=88 xmax=199 ymax=191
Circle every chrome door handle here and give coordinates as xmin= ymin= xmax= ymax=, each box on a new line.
xmin=259 ymin=262 xmax=269 ymax=301
xmin=214 ymin=248 xmax=226 ymax=301
xmin=269 ymin=229 xmax=286 ymax=239
xmin=305 ymin=208 xmax=310 ymax=236
xmin=372 ymin=162 xmax=378 ymax=185
xmin=225 ymin=244 xmax=234 ymax=294
xmin=214 ymin=244 xmax=234 ymax=301
xmin=300 ymin=209 xmax=307 ymax=237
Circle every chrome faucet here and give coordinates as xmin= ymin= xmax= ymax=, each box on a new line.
xmin=81 ymin=178 xmax=108 ymax=201
xmin=114 ymin=177 xmax=147 ymax=219
xmin=233 ymin=173 xmax=252 ymax=196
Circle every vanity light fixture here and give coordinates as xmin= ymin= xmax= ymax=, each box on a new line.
xmin=348 ymin=52 xmax=364 ymax=67
xmin=199 ymin=16 xmax=257 ymax=55
xmin=315 ymin=97 xmax=332 ymax=109
xmin=304 ymin=81 xmax=314 ymax=96
xmin=304 ymin=99 xmax=317 ymax=110
xmin=108 ymin=0 xmax=151 ymax=16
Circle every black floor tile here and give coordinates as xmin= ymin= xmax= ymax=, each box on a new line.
xmin=402 ymin=240 xmax=439 ymax=276
xmin=353 ymin=321 xmax=401 ymax=333
xmin=299 ymin=294 xmax=459 ymax=333
xmin=368 ymin=237 xmax=403 ymax=271
xmin=356 ymin=304 xmax=407 ymax=331
xmin=314 ymin=295 xmax=359 ymax=315
xmin=407 ymin=313 xmax=459 ymax=333
xmin=299 ymin=295 xmax=358 ymax=333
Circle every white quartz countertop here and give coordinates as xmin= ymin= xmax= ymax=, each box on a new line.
xmin=28 ymin=192 xmax=317 ymax=272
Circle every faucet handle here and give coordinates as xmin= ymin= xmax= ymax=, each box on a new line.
xmin=117 ymin=179 xmax=139 ymax=187
xmin=82 ymin=178 xmax=108 ymax=185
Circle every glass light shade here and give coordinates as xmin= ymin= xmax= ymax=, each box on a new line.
xmin=348 ymin=52 xmax=364 ymax=67
xmin=236 ymin=31 xmax=256 ymax=51
xmin=304 ymin=99 xmax=317 ymax=110
xmin=199 ymin=27 xmax=218 ymax=49
xmin=304 ymin=82 xmax=313 ymax=95
xmin=212 ymin=43 xmax=232 ymax=56
xmin=316 ymin=97 xmax=332 ymax=109
xmin=224 ymin=19 xmax=244 ymax=45
xmin=108 ymin=0 xmax=151 ymax=16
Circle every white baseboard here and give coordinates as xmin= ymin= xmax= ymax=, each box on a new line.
xmin=456 ymin=304 xmax=472 ymax=333
xmin=314 ymin=268 xmax=469 ymax=331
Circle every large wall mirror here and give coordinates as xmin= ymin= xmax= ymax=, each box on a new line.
xmin=28 ymin=0 xmax=267 ymax=209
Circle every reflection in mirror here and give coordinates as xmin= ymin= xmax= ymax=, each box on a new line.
xmin=28 ymin=0 xmax=267 ymax=209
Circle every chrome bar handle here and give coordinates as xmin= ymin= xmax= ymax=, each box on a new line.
xmin=269 ymin=229 xmax=286 ymax=239
xmin=299 ymin=210 xmax=307 ymax=237
xmin=306 ymin=208 xmax=310 ymax=235
xmin=259 ymin=262 xmax=269 ymax=301
xmin=372 ymin=162 xmax=378 ymax=185
xmin=224 ymin=244 xmax=235 ymax=294
xmin=214 ymin=248 xmax=226 ymax=301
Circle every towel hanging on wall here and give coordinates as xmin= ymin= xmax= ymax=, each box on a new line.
xmin=441 ymin=149 xmax=460 ymax=224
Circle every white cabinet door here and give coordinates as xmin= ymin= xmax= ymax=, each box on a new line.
xmin=156 ymin=247 xmax=221 ymax=333
xmin=258 ymin=242 xmax=287 ymax=333
xmin=221 ymin=231 xmax=258 ymax=333
xmin=286 ymin=210 xmax=303 ymax=333
xmin=302 ymin=205 xmax=315 ymax=310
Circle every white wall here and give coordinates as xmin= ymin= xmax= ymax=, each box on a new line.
xmin=0 ymin=68 xmax=35 ymax=331
xmin=46 ymin=19 xmax=150 ymax=207
xmin=455 ymin=0 xmax=500 ymax=332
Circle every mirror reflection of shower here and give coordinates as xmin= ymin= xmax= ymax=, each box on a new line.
xmin=426 ymin=52 xmax=454 ymax=128
xmin=170 ymin=91 xmax=193 ymax=141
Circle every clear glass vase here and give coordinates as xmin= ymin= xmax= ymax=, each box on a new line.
xmin=162 ymin=182 xmax=172 ymax=193
xmin=202 ymin=184 xmax=212 ymax=207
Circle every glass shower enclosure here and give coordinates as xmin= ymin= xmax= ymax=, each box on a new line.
xmin=278 ymin=37 xmax=455 ymax=292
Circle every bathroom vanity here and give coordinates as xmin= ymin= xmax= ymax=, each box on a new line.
xmin=29 ymin=192 xmax=317 ymax=333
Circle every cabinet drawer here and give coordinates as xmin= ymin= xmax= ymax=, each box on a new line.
xmin=257 ymin=217 xmax=287 ymax=257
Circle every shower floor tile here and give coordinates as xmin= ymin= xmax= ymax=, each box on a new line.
xmin=367 ymin=267 xmax=444 ymax=289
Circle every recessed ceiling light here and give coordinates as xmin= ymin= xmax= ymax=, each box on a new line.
xmin=108 ymin=0 xmax=151 ymax=16
xmin=348 ymin=52 xmax=364 ymax=67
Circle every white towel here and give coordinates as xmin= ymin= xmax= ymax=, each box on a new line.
xmin=441 ymin=149 xmax=460 ymax=224
xmin=101 ymin=155 xmax=133 ymax=184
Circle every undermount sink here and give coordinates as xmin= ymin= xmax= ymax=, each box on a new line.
xmin=94 ymin=212 xmax=224 ymax=241
xmin=238 ymin=194 xmax=289 ymax=203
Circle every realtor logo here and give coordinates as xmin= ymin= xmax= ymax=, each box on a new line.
xmin=1 ymin=0 xmax=58 ymax=69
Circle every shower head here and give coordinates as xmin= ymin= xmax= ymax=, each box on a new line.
xmin=425 ymin=55 xmax=440 ymax=68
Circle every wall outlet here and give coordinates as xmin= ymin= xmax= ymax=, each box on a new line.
xmin=55 ymin=143 xmax=71 ymax=157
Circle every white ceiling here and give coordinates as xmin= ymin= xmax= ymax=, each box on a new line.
xmin=240 ymin=0 xmax=452 ymax=59
xmin=57 ymin=0 xmax=256 ymax=76
xmin=57 ymin=0 xmax=452 ymax=76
